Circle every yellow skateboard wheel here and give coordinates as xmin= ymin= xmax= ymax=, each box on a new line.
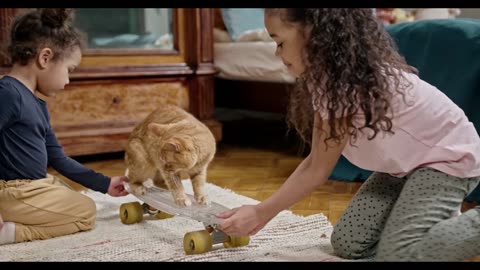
xmin=223 ymin=235 xmax=250 ymax=248
xmin=183 ymin=230 xmax=213 ymax=255
xmin=119 ymin=202 xmax=144 ymax=224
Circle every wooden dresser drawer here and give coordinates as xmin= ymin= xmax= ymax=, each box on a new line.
xmin=38 ymin=78 xmax=190 ymax=155
xmin=43 ymin=78 xmax=189 ymax=131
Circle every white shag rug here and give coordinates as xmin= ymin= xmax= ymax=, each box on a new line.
xmin=0 ymin=182 xmax=345 ymax=261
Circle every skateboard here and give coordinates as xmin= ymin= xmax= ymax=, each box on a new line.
xmin=119 ymin=182 xmax=250 ymax=255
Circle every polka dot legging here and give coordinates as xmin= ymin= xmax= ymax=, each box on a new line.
xmin=330 ymin=167 xmax=480 ymax=261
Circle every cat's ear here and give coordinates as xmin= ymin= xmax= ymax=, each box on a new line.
xmin=148 ymin=123 xmax=167 ymax=136
xmin=164 ymin=138 xmax=182 ymax=152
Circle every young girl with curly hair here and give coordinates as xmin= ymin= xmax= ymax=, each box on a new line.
xmin=218 ymin=8 xmax=480 ymax=261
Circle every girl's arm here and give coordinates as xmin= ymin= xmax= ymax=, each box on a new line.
xmin=219 ymin=113 xmax=350 ymax=236
xmin=45 ymin=124 xmax=112 ymax=193
xmin=46 ymin=124 xmax=128 ymax=197
xmin=256 ymin=112 xmax=350 ymax=221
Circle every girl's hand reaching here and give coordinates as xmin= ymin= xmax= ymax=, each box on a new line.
xmin=107 ymin=176 xmax=129 ymax=197
xmin=217 ymin=204 xmax=271 ymax=236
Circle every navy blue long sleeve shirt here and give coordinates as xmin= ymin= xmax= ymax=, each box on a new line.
xmin=0 ymin=76 xmax=110 ymax=193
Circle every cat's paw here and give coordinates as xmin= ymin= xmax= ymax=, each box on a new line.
xmin=174 ymin=196 xmax=192 ymax=207
xmin=131 ymin=185 xmax=147 ymax=196
xmin=195 ymin=194 xmax=209 ymax=205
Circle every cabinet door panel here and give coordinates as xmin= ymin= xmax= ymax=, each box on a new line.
xmin=40 ymin=79 xmax=189 ymax=134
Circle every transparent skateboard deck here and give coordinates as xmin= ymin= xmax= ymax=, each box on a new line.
xmin=124 ymin=182 xmax=229 ymax=226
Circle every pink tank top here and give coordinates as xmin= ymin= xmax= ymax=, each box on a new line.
xmin=316 ymin=72 xmax=480 ymax=178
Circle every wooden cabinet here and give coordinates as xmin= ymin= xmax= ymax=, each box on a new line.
xmin=0 ymin=8 xmax=221 ymax=156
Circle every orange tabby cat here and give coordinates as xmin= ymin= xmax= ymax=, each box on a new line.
xmin=125 ymin=105 xmax=216 ymax=207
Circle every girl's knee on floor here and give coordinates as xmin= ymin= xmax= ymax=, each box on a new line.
xmin=331 ymin=225 xmax=371 ymax=259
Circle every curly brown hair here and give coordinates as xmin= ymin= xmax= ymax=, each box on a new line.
xmin=266 ymin=8 xmax=417 ymax=148
xmin=6 ymin=8 xmax=84 ymax=66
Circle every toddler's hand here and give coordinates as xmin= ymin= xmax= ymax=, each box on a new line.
xmin=108 ymin=176 xmax=129 ymax=197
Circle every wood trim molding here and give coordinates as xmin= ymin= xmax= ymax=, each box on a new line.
xmin=200 ymin=8 xmax=214 ymax=63
xmin=70 ymin=64 xmax=194 ymax=80
xmin=189 ymin=75 xmax=215 ymax=120
xmin=183 ymin=8 xmax=215 ymax=68
xmin=0 ymin=64 xmax=195 ymax=80
xmin=196 ymin=63 xmax=218 ymax=75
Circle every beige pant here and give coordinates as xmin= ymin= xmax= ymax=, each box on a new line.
xmin=0 ymin=175 xmax=96 ymax=243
